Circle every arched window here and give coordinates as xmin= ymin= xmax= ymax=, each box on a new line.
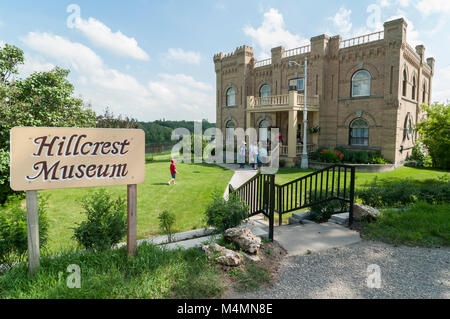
xmin=403 ymin=116 xmax=414 ymax=141
xmin=259 ymin=85 xmax=271 ymax=97
xmin=259 ymin=85 xmax=271 ymax=106
xmin=259 ymin=119 xmax=270 ymax=141
xmin=351 ymin=70 xmax=371 ymax=97
xmin=225 ymin=120 xmax=235 ymax=141
xmin=412 ymin=76 xmax=416 ymax=100
xmin=226 ymin=87 xmax=236 ymax=107
xmin=349 ymin=118 xmax=369 ymax=146
xmin=422 ymin=82 xmax=427 ymax=103
xmin=402 ymin=70 xmax=407 ymax=96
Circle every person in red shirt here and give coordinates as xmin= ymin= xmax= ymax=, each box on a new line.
xmin=168 ymin=159 xmax=178 ymax=185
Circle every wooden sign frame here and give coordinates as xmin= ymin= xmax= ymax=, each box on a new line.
xmin=10 ymin=127 xmax=145 ymax=276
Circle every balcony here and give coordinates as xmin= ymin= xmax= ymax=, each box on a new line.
xmin=247 ymin=91 xmax=320 ymax=112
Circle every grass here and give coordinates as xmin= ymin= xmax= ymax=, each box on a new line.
xmin=361 ymin=202 xmax=450 ymax=247
xmin=271 ymin=166 xmax=449 ymax=224
xmin=41 ymin=153 xmax=233 ymax=252
xmin=0 ymin=244 xmax=225 ymax=299
xmin=275 ymin=166 xmax=450 ymax=188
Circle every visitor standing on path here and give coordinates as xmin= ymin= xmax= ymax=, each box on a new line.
xmin=168 ymin=159 xmax=178 ymax=185
xmin=238 ymin=141 xmax=247 ymax=168
xmin=250 ymin=141 xmax=259 ymax=170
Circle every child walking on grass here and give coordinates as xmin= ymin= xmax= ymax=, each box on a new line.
xmin=168 ymin=159 xmax=178 ymax=185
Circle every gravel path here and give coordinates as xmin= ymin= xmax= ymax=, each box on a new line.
xmin=230 ymin=241 xmax=450 ymax=299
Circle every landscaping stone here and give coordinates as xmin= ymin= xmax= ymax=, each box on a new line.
xmin=353 ymin=203 xmax=381 ymax=221
xmin=330 ymin=213 xmax=349 ymax=224
xmin=202 ymin=243 xmax=243 ymax=267
xmin=224 ymin=227 xmax=262 ymax=254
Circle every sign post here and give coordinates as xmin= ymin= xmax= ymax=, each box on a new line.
xmin=127 ymin=184 xmax=137 ymax=257
xmin=26 ymin=190 xmax=40 ymax=276
xmin=10 ymin=127 xmax=145 ymax=274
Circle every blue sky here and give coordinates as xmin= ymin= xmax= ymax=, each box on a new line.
xmin=0 ymin=0 xmax=449 ymax=122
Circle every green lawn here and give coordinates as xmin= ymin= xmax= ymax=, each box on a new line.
xmin=362 ymin=202 xmax=450 ymax=247
xmin=275 ymin=166 xmax=450 ymax=188
xmin=42 ymin=153 xmax=233 ymax=253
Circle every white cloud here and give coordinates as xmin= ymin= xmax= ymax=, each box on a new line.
xmin=74 ymin=17 xmax=149 ymax=61
xmin=432 ymin=65 xmax=450 ymax=103
xmin=398 ymin=0 xmax=410 ymax=7
xmin=416 ymin=0 xmax=450 ymax=15
xmin=243 ymin=8 xmax=308 ymax=59
xmin=0 ymin=40 xmax=4 ymax=48
xmin=165 ymin=48 xmax=201 ymax=64
xmin=18 ymin=54 xmax=55 ymax=76
xmin=329 ymin=7 xmax=353 ymax=34
xmin=20 ymin=31 xmax=214 ymax=121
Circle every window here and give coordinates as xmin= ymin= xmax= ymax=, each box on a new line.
xmin=225 ymin=120 xmax=235 ymax=141
xmin=259 ymin=85 xmax=271 ymax=105
xmin=226 ymin=87 xmax=236 ymax=106
xmin=422 ymin=82 xmax=427 ymax=103
xmin=349 ymin=118 xmax=369 ymax=146
xmin=351 ymin=70 xmax=371 ymax=97
xmin=288 ymin=78 xmax=304 ymax=92
xmin=259 ymin=85 xmax=271 ymax=97
xmin=402 ymin=70 xmax=407 ymax=96
xmin=259 ymin=120 xmax=270 ymax=141
xmin=403 ymin=116 xmax=414 ymax=141
xmin=412 ymin=76 xmax=416 ymax=100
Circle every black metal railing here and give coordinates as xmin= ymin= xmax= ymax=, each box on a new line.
xmin=274 ymin=164 xmax=355 ymax=225
xmin=229 ymin=164 xmax=356 ymax=240
xmin=229 ymin=173 xmax=275 ymax=241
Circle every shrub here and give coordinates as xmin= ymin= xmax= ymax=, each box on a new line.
xmin=357 ymin=177 xmax=450 ymax=207
xmin=415 ymin=103 xmax=450 ymax=170
xmin=204 ymin=191 xmax=249 ymax=233
xmin=309 ymin=201 xmax=341 ymax=223
xmin=318 ymin=149 xmax=344 ymax=163
xmin=72 ymin=189 xmax=127 ymax=251
xmin=158 ymin=210 xmax=176 ymax=242
xmin=0 ymin=149 xmax=16 ymax=205
xmin=279 ymin=159 xmax=286 ymax=168
xmin=0 ymin=194 xmax=49 ymax=266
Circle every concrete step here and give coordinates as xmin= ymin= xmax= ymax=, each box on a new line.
xmin=329 ymin=213 xmax=349 ymax=225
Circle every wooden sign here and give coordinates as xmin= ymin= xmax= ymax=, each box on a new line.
xmin=9 ymin=127 xmax=146 ymax=275
xmin=10 ymin=127 xmax=145 ymax=191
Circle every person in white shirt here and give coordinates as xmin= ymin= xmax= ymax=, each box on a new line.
xmin=250 ymin=141 xmax=259 ymax=170
xmin=258 ymin=142 xmax=268 ymax=168
xmin=238 ymin=141 xmax=247 ymax=168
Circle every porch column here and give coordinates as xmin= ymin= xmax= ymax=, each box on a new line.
xmin=288 ymin=110 xmax=297 ymax=157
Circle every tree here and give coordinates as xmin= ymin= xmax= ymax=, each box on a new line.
xmin=96 ymin=107 xmax=140 ymax=129
xmin=0 ymin=44 xmax=24 ymax=83
xmin=416 ymin=103 xmax=450 ymax=170
xmin=0 ymin=43 xmax=97 ymax=203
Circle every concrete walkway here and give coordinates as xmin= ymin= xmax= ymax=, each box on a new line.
xmin=218 ymin=163 xmax=258 ymax=198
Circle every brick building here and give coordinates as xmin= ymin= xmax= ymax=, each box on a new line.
xmin=213 ymin=18 xmax=434 ymax=166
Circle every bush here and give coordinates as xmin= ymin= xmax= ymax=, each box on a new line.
xmin=0 ymin=149 xmax=14 ymax=204
xmin=0 ymin=194 xmax=49 ymax=266
xmin=357 ymin=177 xmax=450 ymax=207
xmin=72 ymin=189 xmax=127 ymax=251
xmin=158 ymin=210 xmax=176 ymax=242
xmin=309 ymin=201 xmax=341 ymax=223
xmin=204 ymin=191 xmax=249 ymax=233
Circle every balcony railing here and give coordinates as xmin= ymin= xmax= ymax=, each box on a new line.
xmin=296 ymin=144 xmax=317 ymax=155
xmin=255 ymin=58 xmax=272 ymax=68
xmin=285 ymin=45 xmax=311 ymax=57
xmin=340 ymin=31 xmax=384 ymax=49
xmin=255 ymin=95 xmax=289 ymax=107
xmin=248 ymin=91 xmax=320 ymax=110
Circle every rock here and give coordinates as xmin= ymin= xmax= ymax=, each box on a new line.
xmin=353 ymin=204 xmax=380 ymax=221
xmin=224 ymin=227 xmax=262 ymax=254
xmin=202 ymin=243 xmax=243 ymax=267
